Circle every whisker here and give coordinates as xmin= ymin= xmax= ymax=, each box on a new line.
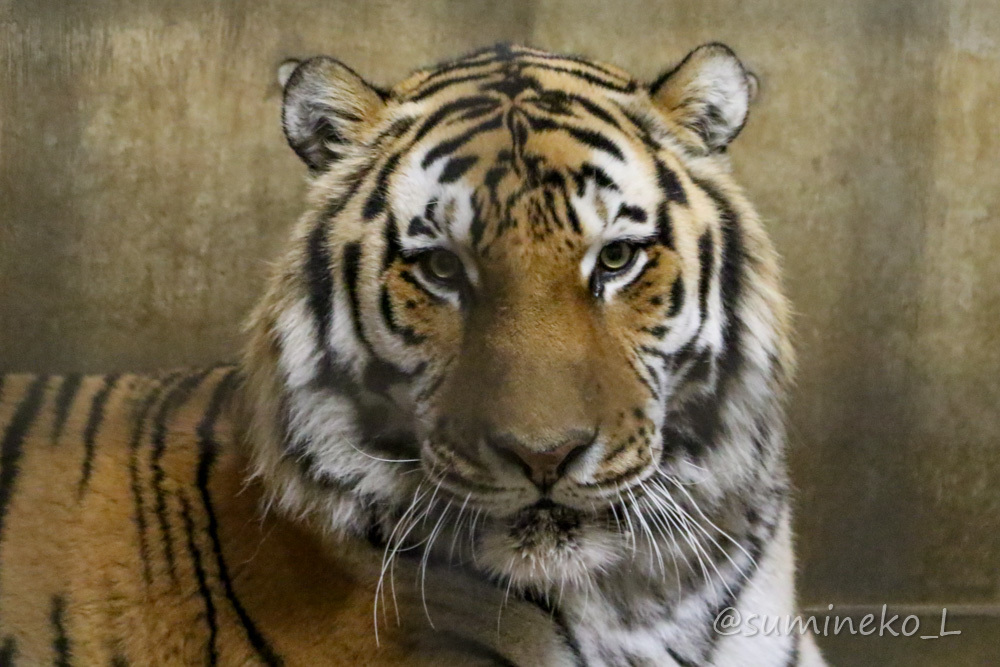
xmin=448 ymin=492 xmax=472 ymax=562
xmin=498 ymin=561 xmax=517 ymax=639
xmin=614 ymin=483 xmax=638 ymax=557
xmin=664 ymin=475 xmax=757 ymax=570
xmin=375 ymin=481 xmax=427 ymax=644
xmin=653 ymin=485 xmax=734 ymax=600
xmin=637 ymin=482 xmax=683 ymax=592
xmin=627 ymin=485 xmax=665 ymax=577
xmin=469 ymin=508 xmax=483 ymax=566
xmin=343 ymin=440 xmax=420 ymax=464
xmin=420 ymin=500 xmax=451 ymax=628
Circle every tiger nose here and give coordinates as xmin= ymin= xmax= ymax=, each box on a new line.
xmin=488 ymin=431 xmax=595 ymax=490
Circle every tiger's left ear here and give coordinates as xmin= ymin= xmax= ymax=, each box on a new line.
xmin=650 ymin=43 xmax=757 ymax=152
xmin=281 ymin=56 xmax=387 ymax=171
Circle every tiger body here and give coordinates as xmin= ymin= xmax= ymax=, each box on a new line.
xmin=0 ymin=370 xmax=571 ymax=665
xmin=0 ymin=43 xmax=824 ymax=665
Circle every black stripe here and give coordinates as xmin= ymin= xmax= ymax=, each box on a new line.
xmin=666 ymin=647 xmax=698 ymax=667
xmin=150 ymin=369 xmax=214 ymax=582
xmin=79 ymin=374 xmax=121 ymax=498
xmin=406 ymin=216 xmax=435 ymax=238
xmin=675 ymin=180 xmax=749 ymax=454
xmin=305 ymin=219 xmax=335 ymax=357
xmin=51 ymin=595 xmax=72 ymax=667
xmin=380 ymin=287 xmax=425 ymax=345
xmin=374 ymin=116 xmax=416 ymax=145
xmin=656 ymin=202 xmax=674 ymax=250
xmin=381 ymin=213 xmax=403 ymax=270
xmin=411 ymin=96 xmax=498 ymax=144
xmin=412 ymin=49 xmax=503 ymax=89
xmin=452 ymin=103 xmax=501 ymax=125
xmin=438 ymin=155 xmax=479 ymax=184
xmin=697 ymin=179 xmax=746 ymax=381
xmin=481 ymin=71 xmax=542 ymax=99
xmin=655 ymin=159 xmax=688 ymax=205
xmin=362 ymin=152 xmax=402 ymax=221
xmin=684 ymin=349 xmax=714 ymax=385
xmin=307 ymin=161 xmax=377 ymax=382
xmin=0 ymin=636 xmax=16 ymax=664
xmin=110 ymin=655 xmax=129 ymax=667
xmin=563 ymin=192 xmax=583 ymax=234
xmin=421 ymin=114 xmax=503 ymax=168
xmin=520 ymin=60 xmax=636 ymax=93
xmin=524 ymin=113 xmax=625 ymax=161
xmin=304 ymin=220 xmax=350 ymax=388
xmin=409 ymin=72 xmax=496 ymax=103
xmin=320 ymin=160 xmax=376 ymax=221
xmin=667 ymin=277 xmax=685 ymax=318
xmin=615 ymin=104 xmax=663 ymax=150
xmin=342 ymin=242 xmax=372 ymax=354
xmin=341 ymin=247 xmax=411 ymax=392
xmin=617 ymin=204 xmax=646 ymax=223
xmin=566 ymin=94 xmax=622 ymax=131
xmin=626 ymin=356 xmax=659 ymax=401
xmin=470 ymin=195 xmax=490 ymax=247
xmin=128 ymin=373 xmax=182 ymax=585
xmin=180 ymin=493 xmax=218 ymax=666
xmin=520 ymin=51 xmax=634 ymax=86
xmin=662 ymin=423 xmax=708 ymax=460
xmin=0 ymin=375 xmax=48 ymax=545
xmin=194 ymin=370 xmax=282 ymax=666
xmin=51 ymin=374 xmax=82 ymax=444
xmin=574 ymin=163 xmax=618 ymax=195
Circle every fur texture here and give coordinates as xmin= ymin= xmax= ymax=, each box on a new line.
xmin=0 ymin=44 xmax=823 ymax=665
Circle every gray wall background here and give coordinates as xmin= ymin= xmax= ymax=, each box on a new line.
xmin=2 ymin=1 xmax=998 ymax=662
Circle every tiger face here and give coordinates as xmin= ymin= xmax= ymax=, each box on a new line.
xmin=252 ymin=43 xmax=788 ymax=594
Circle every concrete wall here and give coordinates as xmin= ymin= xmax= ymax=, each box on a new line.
xmin=3 ymin=1 xmax=998 ymax=661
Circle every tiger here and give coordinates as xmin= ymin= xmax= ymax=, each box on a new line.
xmin=0 ymin=43 xmax=825 ymax=665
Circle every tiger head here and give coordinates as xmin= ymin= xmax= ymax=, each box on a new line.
xmin=244 ymin=44 xmax=792 ymax=594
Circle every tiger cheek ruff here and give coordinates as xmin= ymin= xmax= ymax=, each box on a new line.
xmin=0 ymin=44 xmax=824 ymax=666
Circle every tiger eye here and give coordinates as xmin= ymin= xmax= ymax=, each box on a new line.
xmin=598 ymin=242 xmax=635 ymax=272
xmin=425 ymin=249 xmax=462 ymax=281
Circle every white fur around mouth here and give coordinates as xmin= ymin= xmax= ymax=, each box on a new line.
xmin=474 ymin=501 xmax=625 ymax=592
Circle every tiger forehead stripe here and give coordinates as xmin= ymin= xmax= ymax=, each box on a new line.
xmin=405 ymin=43 xmax=636 ymax=101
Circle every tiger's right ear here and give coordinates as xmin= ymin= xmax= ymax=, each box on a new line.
xmin=281 ymin=56 xmax=386 ymax=171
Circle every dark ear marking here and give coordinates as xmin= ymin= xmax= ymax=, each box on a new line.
xmin=281 ymin=56 xmax=385 ymax=171
xmin=650 ymin=43 xmax=755 ymax=152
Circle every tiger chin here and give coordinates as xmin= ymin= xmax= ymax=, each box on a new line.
xmin=1 ymin=43 xmax=824 ymax=665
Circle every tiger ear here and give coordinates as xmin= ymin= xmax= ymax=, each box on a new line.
xmin=281 ymin=56 xmax=386 ymax=171
xmin=649 ymin=43 xmax=755 ymax=152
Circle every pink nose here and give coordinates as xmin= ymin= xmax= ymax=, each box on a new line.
xmin=489 ymin=432 xmax=594 ymax=490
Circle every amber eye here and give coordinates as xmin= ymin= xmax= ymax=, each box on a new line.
xmin=422 ymin=249 xmax=463 ymax=283
xmin=597 ymin=241 xmax=636 ymax=272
